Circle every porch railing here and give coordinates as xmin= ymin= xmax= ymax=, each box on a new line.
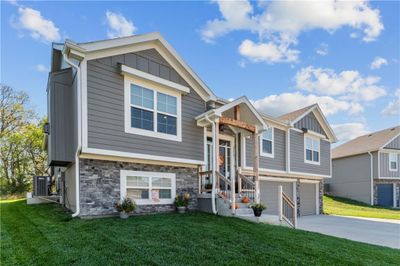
xmin=278 ymin=186 xmax=297 ymax=228
xmin=237 ymin=172 xmax=255 ymax=202
xmin=215 ymin=171 xmax=232 ymax=202
xmin=198 ymin=170 xmax=213 ymax=193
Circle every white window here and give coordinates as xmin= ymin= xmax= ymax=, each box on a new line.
xmin=120 ymin=170 xmax=176 ymax=205
xmin=260 ymin=127 xmax=274 ymax=157
xmin=305 ymin=136 xmax=320 ymax=164
xmin=124 ymin=76 xmax=182 ymax=142
xmin=389 ymin=153 xmax=398 ymax=171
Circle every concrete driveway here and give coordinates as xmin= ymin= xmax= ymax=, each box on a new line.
xmin=297 ymin=215 xmax=400 ymax=249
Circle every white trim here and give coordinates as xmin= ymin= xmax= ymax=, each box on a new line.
xmin=287 ymin=128 xmax=291 ymax=172
xmin=120 ymin=170 xmax=176 ymax=205
xmin=304 ymin=134 xmax=321 ymax=165
xmin=120 ymin=64 xmax=190 ymax=94
xmin=81 ymin=59 xmax=88 ymax=150
xmin=389 ymin=152 xmax=398 ymax=171
xmin=82 ymin=147 xmax=204 ymax=165
xmin=368 ymin=152 xmax=374 ymax=205
xmin=315 ymin=183 xmax=320 ymax=215
xmin=291 ymin=127 xmax=326 ymax=140
xmin=378 ymin=151 xmax=381 ymax=178
xmin=380 ymin=132 xmax=400 ymax=149
xmin=260 ymin=127 xmax=274 ymax=158
xmin=124 ymin=74 xmax=182 ymax=142
xmin=299 ymin=179 xmax=320 ymax=184
xmin=242 ymin=166 xmax=329 ymax=179
xmin=67 ymin=33 xmax=216 ymax=102
xmin=203 ymin=127 xmax=207 ymax=171
xmin=259 ymin=176 xmax=297 ymax=182
xmin=393 ymin=184 xmax=397 ymax=208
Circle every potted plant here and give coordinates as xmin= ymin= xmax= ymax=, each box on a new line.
xmin=241 ymin=196 xmax=250 ymax=204
xmin=250 ymin=203 xmax=266 ymax=217
xmin=115 ymin=197 xmax=136 ymax=219
xmin=204 ymin=183 xmax=212 ymax=190
xmin=174 ymin=193 xmax=190 ymax=213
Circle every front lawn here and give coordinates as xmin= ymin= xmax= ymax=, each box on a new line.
xmin=324 ymin=195 xmax=400 ymax=220
xmin=1 ymin=200 xmax=399 ymax=265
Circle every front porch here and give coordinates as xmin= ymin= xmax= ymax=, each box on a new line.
xmin=195 ymin=97 xmax=297 ymax=227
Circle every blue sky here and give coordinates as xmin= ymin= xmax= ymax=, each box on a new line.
xmin=1 ymin=0 xmax=399 ymax=144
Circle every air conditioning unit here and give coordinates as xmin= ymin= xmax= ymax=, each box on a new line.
xmin=33 ymin=176 xmax=50 ymax=196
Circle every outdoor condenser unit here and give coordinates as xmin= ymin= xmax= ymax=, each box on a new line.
xmin=33 ymin=176 xmax=50 ymax=196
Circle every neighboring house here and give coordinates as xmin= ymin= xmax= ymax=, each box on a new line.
xmin=327 ymin=126 xmax=400 ymax=207
xmin=43 ymin=32 xmax=337 ymax=221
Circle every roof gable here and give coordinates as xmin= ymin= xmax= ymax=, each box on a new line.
xmin=333 ymin=126 xmax=400 ymax=159
xmin=64 ymin=32 xmax=216 ymax=102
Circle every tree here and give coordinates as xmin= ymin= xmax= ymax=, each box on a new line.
xmin=0 ymin=84 xmax=47 ymax=196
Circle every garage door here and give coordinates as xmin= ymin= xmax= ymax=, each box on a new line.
xmin=300 ymin=183 xmax=317 ymax=216
xmin=260 ymin=181 xmax=294 ymax=215
xmin=377 ymin=184 xmax=393 ymax=207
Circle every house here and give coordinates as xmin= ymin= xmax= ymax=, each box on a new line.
xmin=43 ymin=32 xmax=337 ymax=223
xmin=327 ymin=126 xmax=400 ymax=207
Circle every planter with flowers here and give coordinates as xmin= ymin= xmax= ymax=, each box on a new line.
xmin=250 ymin=203 xmax=266 ymax=217
xmin=115 ymin=197 xmax=136 ymax=219
xmin=174 ymin=193 xmax=191 ymax=213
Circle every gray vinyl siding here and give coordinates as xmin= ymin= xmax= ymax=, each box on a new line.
xmin=328 ymin=153 xmax=372 ymax=204
xmin=294 ymin=112 xmax=326 ymax=136
xmin=372 ymin=151 xmax=379 ymax=178
xmin=86 ymin=49 xmax=206 ymax=161
xmin=384 ymin=135 xmax=400 ymax=149
xmin=47 ymin=68 xmax=76 ymax=166
xmin=245 ymin=128 xmax=286 ymax=171
xmin=379 ymin=152 xmax=400 ymax=178
xmin=289 ymin=130 xmax=331 ymax=176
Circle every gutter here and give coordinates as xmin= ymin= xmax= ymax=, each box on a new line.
xmin=368 ymin=151 xmax=374 ymax=205
xmin=204 ymin=115 xmax=217 ymax=214
xmin=62 ymin=51 xmax=82 ymax=217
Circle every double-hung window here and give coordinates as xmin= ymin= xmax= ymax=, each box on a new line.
xmin=389 ymin=153 xmax=398 ymax=171
xmin=125 ymin=79 xmax=181 ymax=141
xmin=305 ymin=136 xmax=320 ymax=164
xmin=260 ymin=127 xmax=274 ymax=157
xmin=121 ymin=170 xmax=176 ymax=205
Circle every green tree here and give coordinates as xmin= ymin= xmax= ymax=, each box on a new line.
xmin=0 ymin=84 xmax=47 ymax=196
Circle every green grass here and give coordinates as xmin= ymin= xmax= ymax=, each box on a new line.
xmin=1 ymin=200 xmax=399 ymax=265
xmin=324 ymin=195 xmax=400 ymax=220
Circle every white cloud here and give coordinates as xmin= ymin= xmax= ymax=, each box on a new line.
xmin=238 ymin=39 xmax=299 ymax=64
xmin=251 ymin=92 xmax=363 ymax=117
xmin=315 ymin=43 xmax=329 ymax=56
xmin=36 ymin=64 xmax=49 ymax=72
xmin=106 ymin=11 xmax=136 ymax=38
xmin=14 ymin=7 xmax=60 ymax=42
xmin=381 ymin=89 xmax=400 ymax=116
xmin=370 ymin=56 xmax=388 ymax=69
xmin=6 ymin=0 xmax=18 ymax=6
xmin=201 ymin=0 xmax=383 ymax=63
xmin=331 ymin=123 xmax=369 ymax=143
xmin=295 ymin=66 xmax=386 ymax=101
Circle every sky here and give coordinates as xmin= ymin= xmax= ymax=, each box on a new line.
xmin=1 ymin=0 xmax=399 ymax=145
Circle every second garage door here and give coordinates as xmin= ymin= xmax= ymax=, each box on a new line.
xmin=260 ymin=181 xmax=294 ymax=215
xmin=299 ymin=182 xmax=317 ymax=216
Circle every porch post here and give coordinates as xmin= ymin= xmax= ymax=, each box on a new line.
xmin=253 ymin=128 xmax=260 ymax=204
xmin=215 ymin=121 xmax=219 ymax=191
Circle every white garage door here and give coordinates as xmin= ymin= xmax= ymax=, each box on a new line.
xmin=300 ymin=183 xmax=317 ymax=216
xmin=260 ymin=181 xmax=294 ymax=215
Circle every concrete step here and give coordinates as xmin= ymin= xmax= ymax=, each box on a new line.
xmin=235 ymin=207 xmax=254 ymax=216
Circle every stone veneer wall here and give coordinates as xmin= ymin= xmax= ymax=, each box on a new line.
xmin=373 ymin=179 xmax=400 ymax=207
xmin=79 ymin=158 xmax=198 ymax=217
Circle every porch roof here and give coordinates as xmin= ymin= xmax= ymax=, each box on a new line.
xmin=196 ymin=96 xmax=268 ymax=131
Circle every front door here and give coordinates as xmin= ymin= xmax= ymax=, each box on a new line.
xmin=206 ymin=137 xmax=234 ymax=180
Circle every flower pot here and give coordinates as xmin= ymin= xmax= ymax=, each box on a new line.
xmin=177 ymin=206 xmax=186 ymax=214
xmin=119 ymin=211 xmax=129 ymax=219
xmin=241 ymin=197 xmax=250 ymax=204
xmin=253 ymin=208 xmax=263 ymax=217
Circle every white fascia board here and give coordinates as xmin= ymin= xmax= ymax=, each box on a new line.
xmin=82 ymin=147 xmax=205 ymax=166
xmin=120 ymin=64 xmax=190 ymax=94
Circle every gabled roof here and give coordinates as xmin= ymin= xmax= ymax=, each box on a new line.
xmin=333 ymin=126 xmax=400 ymax=159
xmin=62 ymin=32 xmax=217 ymax=102
xmin=196 ymin=96 xmax=268 ymax=131
xmin=278 ymin=104 xmax=337 ymax=142
xmin=277 ymin=104 xmax=317 ymax=122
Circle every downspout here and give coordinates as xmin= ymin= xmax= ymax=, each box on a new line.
xmin=204 ymin=115 xmax=217 ymax=214
xmin=368 ymin=152 xmax=374 ymax=205
xmin=62 ymin=51 xmax=82 ymax=217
